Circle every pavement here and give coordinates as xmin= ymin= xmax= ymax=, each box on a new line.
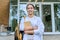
xmin=0 ymin=35 xmax=14 ymax=40
xmin=0 ymin=32 xmax=14 ymax=40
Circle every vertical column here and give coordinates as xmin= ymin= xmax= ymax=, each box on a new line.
xmin=17 ymin=0 xmax=20 ymax=26
xmin=51 ymin=3 xmax=55 ymax=32
xmin=39 ymin=3 xmax=42 ymax=20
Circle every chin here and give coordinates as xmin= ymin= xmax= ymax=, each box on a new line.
xmin=29 ymin=13 xmax=32 ymax=14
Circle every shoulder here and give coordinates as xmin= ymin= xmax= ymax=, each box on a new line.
xmin=35 ymin=16 xmax=43 ymax=23
xmin=35 ymin=16 xmax=41 ymax=20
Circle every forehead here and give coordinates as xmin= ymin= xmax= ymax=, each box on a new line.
xmin=27 ymin=5 xmax=34 ymax=8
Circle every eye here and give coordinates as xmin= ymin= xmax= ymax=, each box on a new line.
xmin=31 ymin=7 xmax=33 ymax=9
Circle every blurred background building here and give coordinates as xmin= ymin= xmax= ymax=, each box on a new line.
xmin=0 ymin=0 xmax=60 ymax=40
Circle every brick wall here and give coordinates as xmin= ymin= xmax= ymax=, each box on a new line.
xmin=0 ymin=0 xmax=9 ymax=25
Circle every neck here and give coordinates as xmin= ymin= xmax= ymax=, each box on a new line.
xmin=28 ymin=14 xmax=34 ymax=18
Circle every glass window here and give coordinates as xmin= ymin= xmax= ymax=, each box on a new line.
xmin=10 ymin=0 xmax=60 ymax=33
xmin=19 ymin=4 xmax=27 ymax=21
xmin=42 ymin=5 xmax=52 ymax=32
xmin=34 ymin=4 xmax=40 ymax=17
xmin=12 ymin=6 xmax=17 ymax=16
xmin=54 ymin=4 xmax=60 ymax=32
xmin=10 ymin=0 xmax=18 ymax=5
xmin=9 ymin=6 xmax=18 ymax=31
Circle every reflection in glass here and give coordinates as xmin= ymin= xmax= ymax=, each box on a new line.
xmin=10 ymin=0 xmax=18 ymax=5
xmin=34 ymin=4 xmax=40 ymax=17
xmin=54 ymin=4 xmax=60 ymax=32
xmin=12 ymin=6 xmax=17 ymax=16
xmin=9 ymin=6 xmax=18 ymax=31
xmin=20 ymin=9 xmax=26 ymax=20
xmin=42 ymin=5 xmax=52 ymax=32
xmin=12 ymin=19 xmax=17 ymax=31
xmin=19 ymin=4 xmax=27 ymax=21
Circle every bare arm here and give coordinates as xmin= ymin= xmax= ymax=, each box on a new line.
xmin=24 ymin=26 xmax=38 ymax=34
xmin=24 ymin=26 xmax=33 ymax=31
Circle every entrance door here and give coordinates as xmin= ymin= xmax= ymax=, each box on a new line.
xmin=41 ymin=4 xmax=52 ymax=32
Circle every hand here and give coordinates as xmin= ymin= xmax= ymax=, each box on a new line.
xmin=24 ymin=26 xmax=33 ymax=31
xmin=24 ymin=31 xmax=29 ymax=34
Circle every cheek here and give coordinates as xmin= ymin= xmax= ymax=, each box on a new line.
xmin=32 ymin=9 xmax=34 ymax=12
xmin=32 ymin=9 xmax=34 ymax=11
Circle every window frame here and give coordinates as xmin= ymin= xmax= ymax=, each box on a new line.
xmin=10 ymin=1 xmax=60 ymax=34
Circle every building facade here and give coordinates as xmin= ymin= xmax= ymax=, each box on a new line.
xmin=10 ymin=0 xmax=60 ymax=33
xmin=10 ymin=0 xmax=60 ymax=40
xmin=0 ymin=0 xmax=60 ymax=40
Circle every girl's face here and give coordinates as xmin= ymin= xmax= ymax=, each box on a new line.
xmin=27 ymin=5 xmax=34 ymax=15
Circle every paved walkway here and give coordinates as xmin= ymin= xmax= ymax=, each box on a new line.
xmin=0 ymin=35 xmax=14 ymax=40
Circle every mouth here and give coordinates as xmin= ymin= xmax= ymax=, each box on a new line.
xmin=28 ymin=11 xmax=32 ymax=13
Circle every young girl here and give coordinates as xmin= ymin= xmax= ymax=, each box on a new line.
xmin=20 ymin=3 xmax=44 ymax=40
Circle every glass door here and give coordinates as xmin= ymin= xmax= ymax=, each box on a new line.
xmin=41 ymin=4 xmax=52 ymax=32
xmin=9 ymin=0 xmax=18 ymax=31
xmin=54 ymin=4 xmax=60 ymax=32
